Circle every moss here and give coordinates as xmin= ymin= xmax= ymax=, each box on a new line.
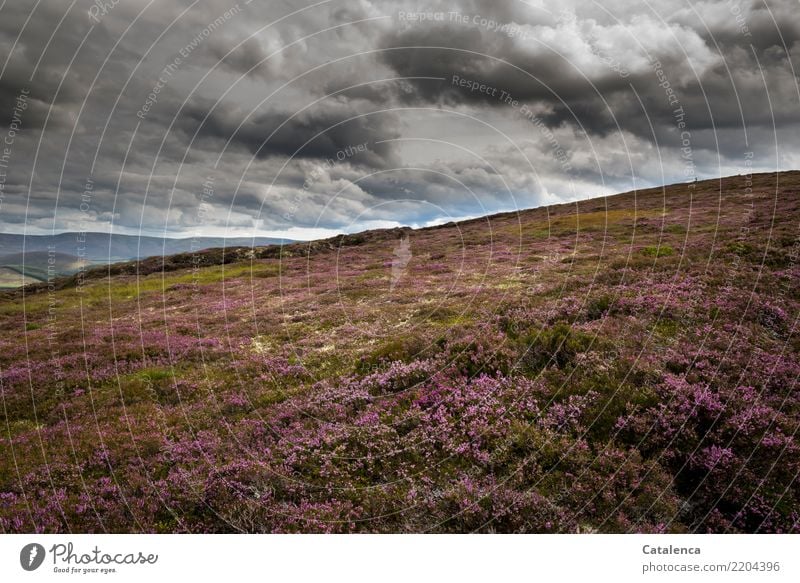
xmin=547 ymin=209 xmax=662 ymax=234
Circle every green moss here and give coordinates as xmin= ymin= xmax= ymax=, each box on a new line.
xmin=67 ymin=261 xmax=281 ymax=307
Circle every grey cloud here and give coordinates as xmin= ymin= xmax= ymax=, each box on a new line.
xmin=376 ymin=1 xmax=799 ymax=147
xmin=179 ymin=98 xmax=402 ymax=168
xmin=206 ymin=37 xmax=272 ymax=79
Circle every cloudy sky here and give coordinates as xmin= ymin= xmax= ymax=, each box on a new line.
xmin=0 ymin=0 xmax=798 ymax=239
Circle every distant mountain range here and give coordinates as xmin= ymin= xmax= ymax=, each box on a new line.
xmin=0 ymin=232 xmax=289 ymax=288
xmin=0 ymin=232 xmax=289 ymax=262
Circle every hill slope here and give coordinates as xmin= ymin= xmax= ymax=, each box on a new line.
xmin=1 ymin=171 xmax=798 ymax=533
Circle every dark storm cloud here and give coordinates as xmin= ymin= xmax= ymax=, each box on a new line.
xmin=677 ymin=0 xmax=800 ymax=51
xmin=537 ymin=42 xmax=800 ymax=152
xmin=379 ymin=25 xmax=630 ymax=106
xmin=0 ymin=1 xmax=102 ymax=131
xmin=179 ymin=98 xmax=401 ymax=168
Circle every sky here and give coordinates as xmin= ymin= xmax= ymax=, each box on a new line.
xmin=0 ymin=0 xmax=798 ymax=240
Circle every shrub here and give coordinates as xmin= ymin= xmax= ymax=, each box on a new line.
xmin=356 ymin=333 xmax=433 ymax=374
xmin=520 ymin=322 xmax=594 ymax=371
xmin=586 ymin=294 xmax=613 ymax=320
xmin=442 ymin=325 xmax=517 ymax=377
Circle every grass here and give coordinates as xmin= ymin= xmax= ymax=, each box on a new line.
xmin=549 ymin=209 xmax=662 ymax=234
xmin=0 ymin=260 xmax=283 ymax=314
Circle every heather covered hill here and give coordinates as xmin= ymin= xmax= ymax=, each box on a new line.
xmin=1 ymin=171 xmax=798 ymax=533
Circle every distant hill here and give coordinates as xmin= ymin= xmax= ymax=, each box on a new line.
xmin=0 ymin=251 xmax=85 ymax=288
xmin=0 ymin=232 xmax=290 ymax=263
xmin=0 ymin=267 xmax=39 ymax=288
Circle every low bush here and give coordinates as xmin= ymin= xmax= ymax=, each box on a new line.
xmin=519 ymin=322 xmax=594 ymax=371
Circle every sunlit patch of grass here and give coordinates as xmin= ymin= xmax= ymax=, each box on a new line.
xmin=493 ymin=279 xmax=523 ymax=290
xmin=80 ymin=261 xmax=281 ymax=305
xmin=0 ymin=294 xmax=51 ymax=316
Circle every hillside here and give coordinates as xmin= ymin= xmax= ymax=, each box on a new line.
xmin=0 ymin=171 xmax=798 ymax=534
